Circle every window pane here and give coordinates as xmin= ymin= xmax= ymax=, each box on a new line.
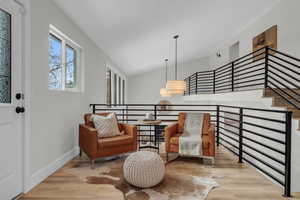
xmin=0 ymin=9 xmax=11 ymax=103
xmin=48 ymin=34 xmax=62 ymax=89
xmin=65 ymin=45 xmax=76 ymax=88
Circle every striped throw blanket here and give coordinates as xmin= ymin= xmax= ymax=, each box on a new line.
xmin=179 ymin=113 xmax=203 ymax=156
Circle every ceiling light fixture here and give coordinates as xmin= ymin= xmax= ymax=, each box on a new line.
xmin=166 ymin=35 xmax=186 ymax=95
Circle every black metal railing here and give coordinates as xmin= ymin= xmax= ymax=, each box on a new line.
xmin=184 ymin=46 xmax=300 ymax=111
xmin=90 ymin=103 xmax=292 ymax=197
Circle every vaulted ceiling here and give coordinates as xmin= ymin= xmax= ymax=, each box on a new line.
xmin=53 ymin=0 xmax=279 ymax=75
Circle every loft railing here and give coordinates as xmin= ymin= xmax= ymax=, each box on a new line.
xmin=90 ymin=103 xmax=292 ymax=197
xmin=184 ymin=46 xmax=300 ymax=110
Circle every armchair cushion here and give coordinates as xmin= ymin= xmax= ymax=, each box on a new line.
xmin=91 ymin=113 xmax=123 ymax=138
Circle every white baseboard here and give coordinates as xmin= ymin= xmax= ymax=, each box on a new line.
xmin=26 ymin=147 xmax=79 ymax=192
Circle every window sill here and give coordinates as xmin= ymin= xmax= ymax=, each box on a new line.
xmin=48 ymin=88 xmax=83 ymax=93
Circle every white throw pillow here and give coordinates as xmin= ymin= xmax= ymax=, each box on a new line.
xmin=91 ymin=113 xmax=123 ymax=138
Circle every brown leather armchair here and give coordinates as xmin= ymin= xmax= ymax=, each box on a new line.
xmin=79 ymin=113 xmax=137 ymax=168
xmin=164 ymin=113 xmax=215 ymax=162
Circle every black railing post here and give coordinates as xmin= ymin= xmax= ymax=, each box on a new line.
xmin=188 ymin=76 xmax=191 ymax=95
xmin=195 ymin=73 xmax=198 ymax=94
xmin=231 ymin=62 xmax=234 ymax=91
xmin=92 ymin=104 xmax=96 ymax=114
xmin=216 ymin=105 xmax=220 ymax=146
xmin=238 ymin=108 xmax=243 ymax=163
xmin=213 ymin=70 xmax=216 ymax=94
xmin=126 ymin=105 xmax=128 ymax=123
xmin=265 ymin=46 xmax=269 ymax=89
xmin=154 ymin=105 xmax=157 ymax=120
xmin=283 ymin=111 xmax=292 ymax=197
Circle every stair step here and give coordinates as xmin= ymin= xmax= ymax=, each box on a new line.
xmin=287 ymin=108 xmax=300 ymax=118
xmin=272 ymin=97 xmax=300 ymax=109
xmin=264 ymin=88 xmax=300 ymax=99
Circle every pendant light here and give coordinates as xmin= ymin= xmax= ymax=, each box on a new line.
xmin=166 ymin=35 xmax=186 ymax=95
xmin=160 ymin=58 xmax=171 ymax=97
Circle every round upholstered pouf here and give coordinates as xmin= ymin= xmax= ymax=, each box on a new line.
xmin=123 ymin=151 xmax=165 ymax=188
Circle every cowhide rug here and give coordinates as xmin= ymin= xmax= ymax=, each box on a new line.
xmin=66 ymin=153 xmax=218 ymax=200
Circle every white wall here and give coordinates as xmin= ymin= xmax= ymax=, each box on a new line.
xmin=209 ymin=0 xmax=300 ymax=67
xmin=29 ymin=0 xmax=125 ymax=189
xmin=127 ymin=57 xmax=210 ymax=104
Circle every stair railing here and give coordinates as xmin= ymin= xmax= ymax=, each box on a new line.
xmin=184 ymin=46 xmax=300 ymax=110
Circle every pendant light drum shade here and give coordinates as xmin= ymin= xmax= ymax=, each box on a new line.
xmin=166 ymin=80 xmax=186 ymax=94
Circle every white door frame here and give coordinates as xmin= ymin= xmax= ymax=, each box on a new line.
xmin=16 ymin=0 xmax=32 ymax=193
xmin=8 ymin=0 xmax=32 ymax=194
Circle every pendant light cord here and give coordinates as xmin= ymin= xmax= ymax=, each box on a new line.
xmin=165 ymin=59 xmax=168 ymax=84
xmin=174 ymin=35 xmax=179 ymax=80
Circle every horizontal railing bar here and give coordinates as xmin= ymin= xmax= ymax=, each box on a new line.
xmin=234 ymin=52 xmax=265 ymax=66
xmin=242 ymin=150 xmax=285 ymax=176
xmin=219 ymin=110 xmax=240 ymax=115
xmin=234 ymin=66 xmax=265 ymax=77
xmin=243 ymin=114 xmax=285 ymax=124
xmin=197 ymin=70 xmax=214 ymax=74
xmin=242 ymin=135 xmax=285 ymax=155
xmin=234 ymin=73 xmax=265 ymax=84
xmin=215 ymin=76 xmax=231 ymax=84
xmin=219 ymin=121 xmax=240 ymax=129
xmin=235 ymin=78 xmax=265 ymax=86
xmin=267 ymin=83 xmax=300 ymax=110
xmin=215 ymin=83 xmax=232 ymax=89
xmin=214 ymin=79 xmax=231 ymax=86
xmin=268 ymin=69 xmax=300 ymax=91
xmin=219 ymin=142 xmax=239 ymax=155
xmin=269 ymin=54 xmax=300 ymax=69
xmin=219 ymin=126 xmax=239 ymax=136
xmin=230 ymin=46 xmax=266 ymax=65
xmin=219 ymin=131 xmax=239 ymax=142
xmin=234 ymin=60 xmax=264 ymax=72
xmin=269 ymin=59 xmax=300 ymax=76
xmin=243 ymin=142 xmax=285 ymax=165
xmin=242 ymin=127 xmax=285 ymax=144
xmin=268 ymin=78 xmax=300 ymax=104
xmin=234 ymin=72 xmax=265 ymax=82
xmin=269 ymin=48 xmax=300 ymax=62
xmin=219 ymin=137 xmax=239 ymax=149
xmin=196 ymin=74 xmax=213 ymax=78
xmin=234 ymin=82 xmax=264 ymax=89
xmin=215 ymin=63 xmax=232 ymax=73
xmin=268 ymin=64 xmax=300 ymax=83
xmin=219 ymin=105 xmax=288 ymax=113
xmin=215 ymin=68 xmax=232 ymax=77
xmin=243 ymin=121 xmax=285 ymax=134
xmin=95 ymin=108 xmax=155 ymax=111
xmin=243 ymin=157 xmax=284 ymax=186
xmin=219 ymin=115 xmax=240 ymax=122
xmin=215 ymin=87 xmax=232 ymax=92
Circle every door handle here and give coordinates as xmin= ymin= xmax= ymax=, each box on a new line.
xmin=16 ymin=106 xmax=25 ymax=114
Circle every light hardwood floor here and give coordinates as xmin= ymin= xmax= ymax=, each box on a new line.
xmin=22 ymin=147 xmax=300 ymax=200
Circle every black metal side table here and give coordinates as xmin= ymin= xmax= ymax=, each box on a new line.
xmin=136 ymin=120 xmax=162 ymax=153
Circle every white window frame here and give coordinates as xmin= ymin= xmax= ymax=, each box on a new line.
xmin=49 ymin=24 xmax=83 ymax=92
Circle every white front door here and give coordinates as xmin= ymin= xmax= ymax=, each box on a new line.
xmin=0 ymin=0 xmax=23 ymax=199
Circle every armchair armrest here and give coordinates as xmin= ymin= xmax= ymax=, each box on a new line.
xmin=79 ymin=124 xmax=98 ymax=158
xmin=119 ymin=123 xmax=137 ymax=136
xmin=119 ymin=123 xmax=137 ymax=149
xmin=164 ymin=123 xmax=179 ymax=151
xmin=203 ymin=123 xmax=215 ymax=157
